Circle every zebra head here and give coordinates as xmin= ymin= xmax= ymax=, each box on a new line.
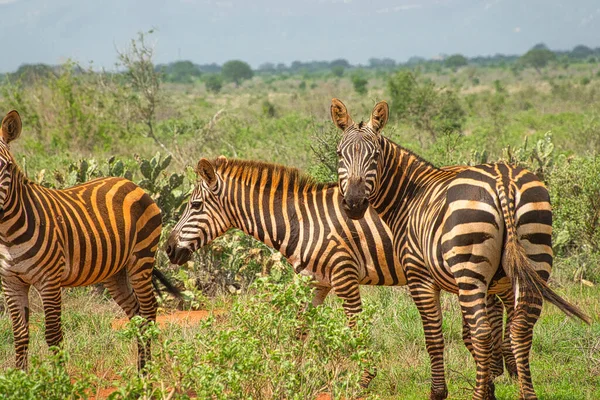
xmin=331 ymin=99 xmax=388 ymax=220
xmin=0 ymin=110 xmax=21 ymax=214
xmin=166 ymin=157 xmax=231 ymax=265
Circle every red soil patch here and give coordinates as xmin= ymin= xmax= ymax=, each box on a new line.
xmin=89 ymin=387 xmax=118 ymax=400
xmin=316 ymin=393 xmax=364 ymax=400
xmin=111 ymin=309 xmax=222 ymax=330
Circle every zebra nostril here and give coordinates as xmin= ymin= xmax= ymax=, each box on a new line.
xmin=166 ymin=245 xmax=173 ymax=256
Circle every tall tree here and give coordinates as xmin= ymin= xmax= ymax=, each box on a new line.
xmin=221 ymin=60 xmax=253 ymax=86
xmin=520 ymin=48 xmax=556 ymax=74
xmin=444 ymin=54 xmax=468 ymax=71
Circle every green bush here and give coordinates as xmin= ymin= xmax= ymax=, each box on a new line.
xmin=387 ymin=70 xmax=465 ymax=139
xmin=0 ymin=350 xmax=92 ymax=400
xmin=204 ymin=74 xmax=223 ymax=93
xmin=155 ymin=275 xmax=376 ymax=399
xmin=351 ymin=71 xmax=368 ymax=95
xmin=548 ymin=154 xmax=600 ymax=256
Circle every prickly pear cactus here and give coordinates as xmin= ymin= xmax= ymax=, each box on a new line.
xmin=52 ymin=156 xmax=134 ymax=189
xmin=136 ymin=152 xmax=188 ymax=223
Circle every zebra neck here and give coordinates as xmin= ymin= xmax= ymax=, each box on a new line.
xmin=370 ymin=136 xmax=441 ymax=222
xmin=0 ymin=168 xmax=35 ymax=236
xmin=222 ymin=175 xmax=305 ymax=263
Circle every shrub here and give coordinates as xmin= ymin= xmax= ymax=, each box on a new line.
xmin=351 ymin=71 xmax=368 ymax=95
xmin=331 ymin=66 xmax=345 ymax=77
xmin=0 ymin=350 xmax=92 ymax=400
xmin=262 ymin=100 xmax=277 ymax=118
xmin=548 ymin=154 xmax=600 ymax=256
xmin=387 ymin=70 xmax=465 ymax=139
xmin=153 ymin=274 xmax=376 ymax=399
xmin=204 ymin=74 xmax=223 ymax=93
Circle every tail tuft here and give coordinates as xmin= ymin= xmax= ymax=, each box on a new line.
xmin=151 ymin=269 xmax=183 ymax=299
xmin=504 ymin=240 xmax=590 ymax=324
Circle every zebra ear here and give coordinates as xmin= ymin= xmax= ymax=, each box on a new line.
xmin=215 ymin=155 xmax=228 ymax=167
xmin=197 ymin=158 xmax=218 ymax=189
xmin=1 ymin=110 xmax=22 ymax=144
xmin=331 ymin=98 xmax=354 ymax=131
xmin=369 ymin=101 xmax=389 ymax=134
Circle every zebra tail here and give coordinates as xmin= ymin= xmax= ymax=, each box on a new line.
xmin=503 ymin=239 xmax=590 ymax=324
xmin=498 ymin=177 xmax=591 ymax=324
xmin=151 ymin=269 xmax=183 ymax=299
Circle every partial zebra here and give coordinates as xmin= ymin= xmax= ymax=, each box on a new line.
xmin=0 ymin=110 xmax=177 ymax=371
xmin=331 ymin=98 xmax=590 ymax=400
xmin=165 ymin=156 xmax=516 ymax=385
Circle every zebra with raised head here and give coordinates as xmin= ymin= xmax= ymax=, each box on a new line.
xmin=0 ymin=110 xmax=179 ymax=371
xmin=330 ymin=98 xmax=590 ymax=399
xmin=165 ymin=156 xmax=516 ymax=386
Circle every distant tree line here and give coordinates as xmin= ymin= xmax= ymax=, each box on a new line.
xmin=2 ymin=43 xmax=599 ymax=89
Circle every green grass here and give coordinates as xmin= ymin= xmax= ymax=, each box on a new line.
xmin=1 ymin=282 xmax=598 ymax=399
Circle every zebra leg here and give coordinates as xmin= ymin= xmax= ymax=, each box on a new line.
xmin=497 ymin=290 xmax=517 ymax=378
xmin=459 ymin=285 xmax=496 ymax=400
xmin=332 ymin=266 xmax=363 ymax=327
xmin=511 ymin=296 xmax=542 ymax=399
xmin=38 ymin=282 xmax=64 ymax=351
xmin=103 ymin=268 xmax=140 ymax=319
xmin=2 ymin=278 xmax=31 ymax=370
xmin=295 ymin=285 xmax=331 ymax=340
xmin=487 ymin=295 xmax=505 ymax=379
xmin=461 ymin=295 xmax=503 ymax=381
xmin=332 ymin=267 xmax=375 ymax=388
xmin=311 ymin=284 xmax=332 ymax=307
xmin=127 ymin=260 xmax=158 ymax=372
xmin=408 ymin=279 xmax=447 ymax=400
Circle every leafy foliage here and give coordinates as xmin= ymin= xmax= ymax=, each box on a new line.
xmin=0 ymin=350 xmax=92 ymax=400
xmin=137 ymin=152 xmax=188 ymax=223
xmin=445 ymin=54 xmax=468 ymax=71
xmin=150 ymin=274 xmax=376 ymax=399
xmin=520 ymin=48 xmax=557 ymax=73
xmin=549 ymin=155 xmax=600 ymax=256
xmin=387 ymin=70 xmax=465 ymax=140
xmin=221 ymin=60 xmax=254 ymax=86
xmin=203 ymin=73 xmax=223 ymax=93
xmin=351 ymin=71 xmax=369 ymax=95
xmin=161 ymin=60 xmax=201 ymax=83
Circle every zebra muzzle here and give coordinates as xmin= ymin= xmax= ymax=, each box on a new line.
xmin=165 ymin=243 xmax=193 ymax=265
xmin=342 ymin=196 xmax=369 ymax=220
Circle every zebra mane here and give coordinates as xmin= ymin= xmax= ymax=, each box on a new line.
xmin=382 ymin=135 xmax=437 ymax=168
xmin=211 ymin=157 xmax=338 ymax=191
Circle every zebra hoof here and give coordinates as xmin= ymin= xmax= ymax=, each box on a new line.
xmin=429 ymin=387 xmax=448 ymax=400
xmin=506 ymin=363 xmax=518 ymax=380
xmin=359 ymin=367 xmax=377 ymax=388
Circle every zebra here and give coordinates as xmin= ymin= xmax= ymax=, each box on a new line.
xmin=0 ymin=110 xmax=179 ymax=371
xmin=330 ymin=98 xmax=590 ymax=399
xmin=165 ymin=156 xmax=517 ymax=386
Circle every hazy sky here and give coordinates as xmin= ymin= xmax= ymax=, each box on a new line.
xmin=1 ymin=0 xmax=599 ymax=72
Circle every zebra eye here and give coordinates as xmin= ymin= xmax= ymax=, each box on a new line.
xmin=190 ymin=200 xmax=203 ymax=209
xmin=336 ymin=149 xmax=342 ymax=157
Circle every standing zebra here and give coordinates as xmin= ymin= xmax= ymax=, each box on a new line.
xmin=165 ymin=156 xmax=516 ymax=386
xmin=331 ymin=98 xmax=590 ymax=399
xmin=0 ymin=110 xmax=177 ymax=371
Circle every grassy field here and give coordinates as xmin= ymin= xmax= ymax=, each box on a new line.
xmin=1 ymin=46 xmax=600 ymax=398
xmin=0 ymin=280 xmax=598 ymax=399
